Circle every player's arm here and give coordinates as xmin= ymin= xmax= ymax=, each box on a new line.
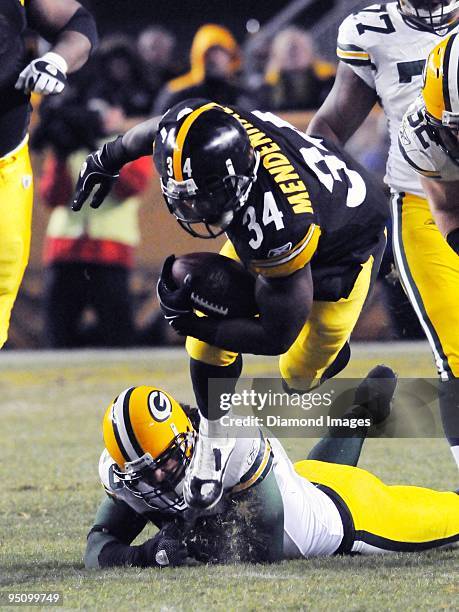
xmin=84 ymin=496 xmax=187 ymax=569
xmin=72 ymin=116 xmax=160 ymax=211
xmin=16 ymin=0 xmax=97 ymax=95
xmin=307 ymin=62 xmax=378 ymax=144
xmin=160 ymin=264 xmax=314 ymax=356
xmin=420 ymin=177 xmax=459 ymax=251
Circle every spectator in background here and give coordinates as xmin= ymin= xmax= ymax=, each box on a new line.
xmin=86 ymin=35 xmax=154 ymax=117
xmin=260 ymin=27 xmax=335 ymax=111
xmin=242 ymin=34 xmax=272 ymax=97
xmin=153 ymin=23 xmax=254 ymax=114
xmin=137 ymin=26 xmax=181 ymax=97
xmin=35 ymin=97 xmax=152 ymax=348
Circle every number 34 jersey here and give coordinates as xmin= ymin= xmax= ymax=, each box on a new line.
xmin=221 ymin=106 xmax=388 ymax=294
xmin=337 ymin=2 xmax=459 ymax=197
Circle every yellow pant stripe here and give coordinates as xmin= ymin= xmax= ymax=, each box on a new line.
xmin=0 ymin=140 xmax=33 ymax=348
xmin=295 ymin=460 xmax=459 ymax=549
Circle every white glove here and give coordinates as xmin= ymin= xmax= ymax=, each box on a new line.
xmin=15 ymin=52 xmax=68 ymax=95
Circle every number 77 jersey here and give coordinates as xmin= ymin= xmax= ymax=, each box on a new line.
xmin=337 ymin=2 xmax=459 ymax=198
xmin=221 ymin=106 xmax=389 ymax=291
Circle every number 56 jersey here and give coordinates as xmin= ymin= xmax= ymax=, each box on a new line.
xmin=221 ymin=106 xmax=388 ymax=299
xmin=337 ymin=2 xmax=459 ymax=197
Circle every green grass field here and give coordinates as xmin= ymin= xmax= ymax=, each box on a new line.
xmin=0 ymin=343 xmax=458 ymax=611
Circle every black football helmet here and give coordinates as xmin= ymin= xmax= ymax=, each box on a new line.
xmin=398 ymin=1 xmax=459 ymax=34
xmin=153 ymin=99 xmax=258 ymax=238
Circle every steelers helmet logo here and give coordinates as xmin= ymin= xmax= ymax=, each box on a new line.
xmin=148 ymin=391 xmax=172 ymax=422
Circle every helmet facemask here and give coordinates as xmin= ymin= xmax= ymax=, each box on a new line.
xmin=398 ymin=1 xmax=459 ymax=34
xmin=161 ymin=152 xmax=260 ymax=239
xmin=113 ymin=431 xmax=194 ymax=513
xmin=425 ymin=110 xmax=459 ymax=163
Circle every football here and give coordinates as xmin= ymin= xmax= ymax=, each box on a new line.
xmin=171 ymin=252 xmax=258 ymax=319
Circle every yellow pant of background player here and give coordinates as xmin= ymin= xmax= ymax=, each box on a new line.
xmin=186 ymin=238 xmax=383 ymax=390
xmin=391 ymin=193 xmax=459 ymax=379
xmin=296 ymin=460 xmax=459 ymax=553
xmin=0 ymin=139 xmax=33 ymax=348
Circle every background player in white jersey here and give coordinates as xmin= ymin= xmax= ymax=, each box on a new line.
xmin=399 ymin=32 xmax=459 ymax=456
xmin=308 ymin=1 xmax=459 ymax=468
xmin=84 ymin=368 xmax=459 ymax=569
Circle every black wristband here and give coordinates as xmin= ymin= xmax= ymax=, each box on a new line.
xmin=100 ymin=136 xmax=132 ymax=173
xmin=98 ymin=534 xmax=166 ymax=568
xmin=446 ymin=228 xmax=459 ymax=255
xmin=60 ymin=7 xmax=98 ymax=50
xmin=98 ymin=540 xmax=145 ymax=568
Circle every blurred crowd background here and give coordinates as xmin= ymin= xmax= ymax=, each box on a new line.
xmin=9 ymin=0 xmax=424 ymax=349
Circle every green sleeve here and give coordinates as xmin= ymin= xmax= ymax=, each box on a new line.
xmin=84 ymin=495 xmax=148 ymax=569
xmin=187 ymin=470 xmax=284 ymax=564
xmin=241 ymin=470 xmax=285 ymax=562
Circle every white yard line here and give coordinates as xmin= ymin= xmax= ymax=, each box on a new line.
xmin=0 ymin=341 xmax=432 ymax=367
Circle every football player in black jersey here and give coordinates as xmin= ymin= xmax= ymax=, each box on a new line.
xmin=0 ymin=0 xmax=97 ymax=348
xmin=73 ymin=99 xmax=389 ymax=509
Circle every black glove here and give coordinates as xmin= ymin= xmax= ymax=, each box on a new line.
xmin=72 ymin=136 xmax=126 ymax=211
xmin=156 ymin=255 xmax=193 ymax=325
xmin=138 ymin=523 xmax=188 ymax=568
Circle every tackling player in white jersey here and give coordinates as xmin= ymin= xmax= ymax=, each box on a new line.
xmin=399 ymin=33 xmax=459 ymax=228
xmin=398 ymin=33 xmax=459 ymax=454
xmin=84 ymin=368 xmax=459 ymax=569
xmin=308 ymin=1 xmax=459 ymax=468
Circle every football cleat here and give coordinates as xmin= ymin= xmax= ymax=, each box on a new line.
xmin=352 ymin=364 xmax=397 ymax=425
xmin=183 ymin=419 xmax=236 ymax=510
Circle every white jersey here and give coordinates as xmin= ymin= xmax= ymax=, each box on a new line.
xmin=399 ymin=96 xmax=459 ymax=181
xmin=99 ymin=432 xmax=344 ymax=559
xmin=337 ymin=2 xmax=459 ymax=197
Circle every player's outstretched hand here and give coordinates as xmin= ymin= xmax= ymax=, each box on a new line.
xmin=72 ymin=147 xmax=120 ymax=211
xmin=141 ymin=523 xmax=189 ymax=567
xmin=15 ymin=52 xmax=67 ymax=95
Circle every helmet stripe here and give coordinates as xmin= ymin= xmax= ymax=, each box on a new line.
xmin=112 ymin=387 xmax=143 ymax=461
xmin=443 ymin=34 xmax=456 ymax=113
xmin=123 ymin=388 xmax=145 ymax=459
xmin=172 ymin=102 xmax=219 ymax=181
xmin=111 ymin=394 xmax=130 ymax=463
xmin=447 ymin=34 xmax=459 ymax=113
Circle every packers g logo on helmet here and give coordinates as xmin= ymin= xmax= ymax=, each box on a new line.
xmin=148 ymin=390 xmax=172 ymax=422
xmin=103 ymin=386 xmax=194 ymax=511
xmin=422 ymin=33 xmax=459 ymax=163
